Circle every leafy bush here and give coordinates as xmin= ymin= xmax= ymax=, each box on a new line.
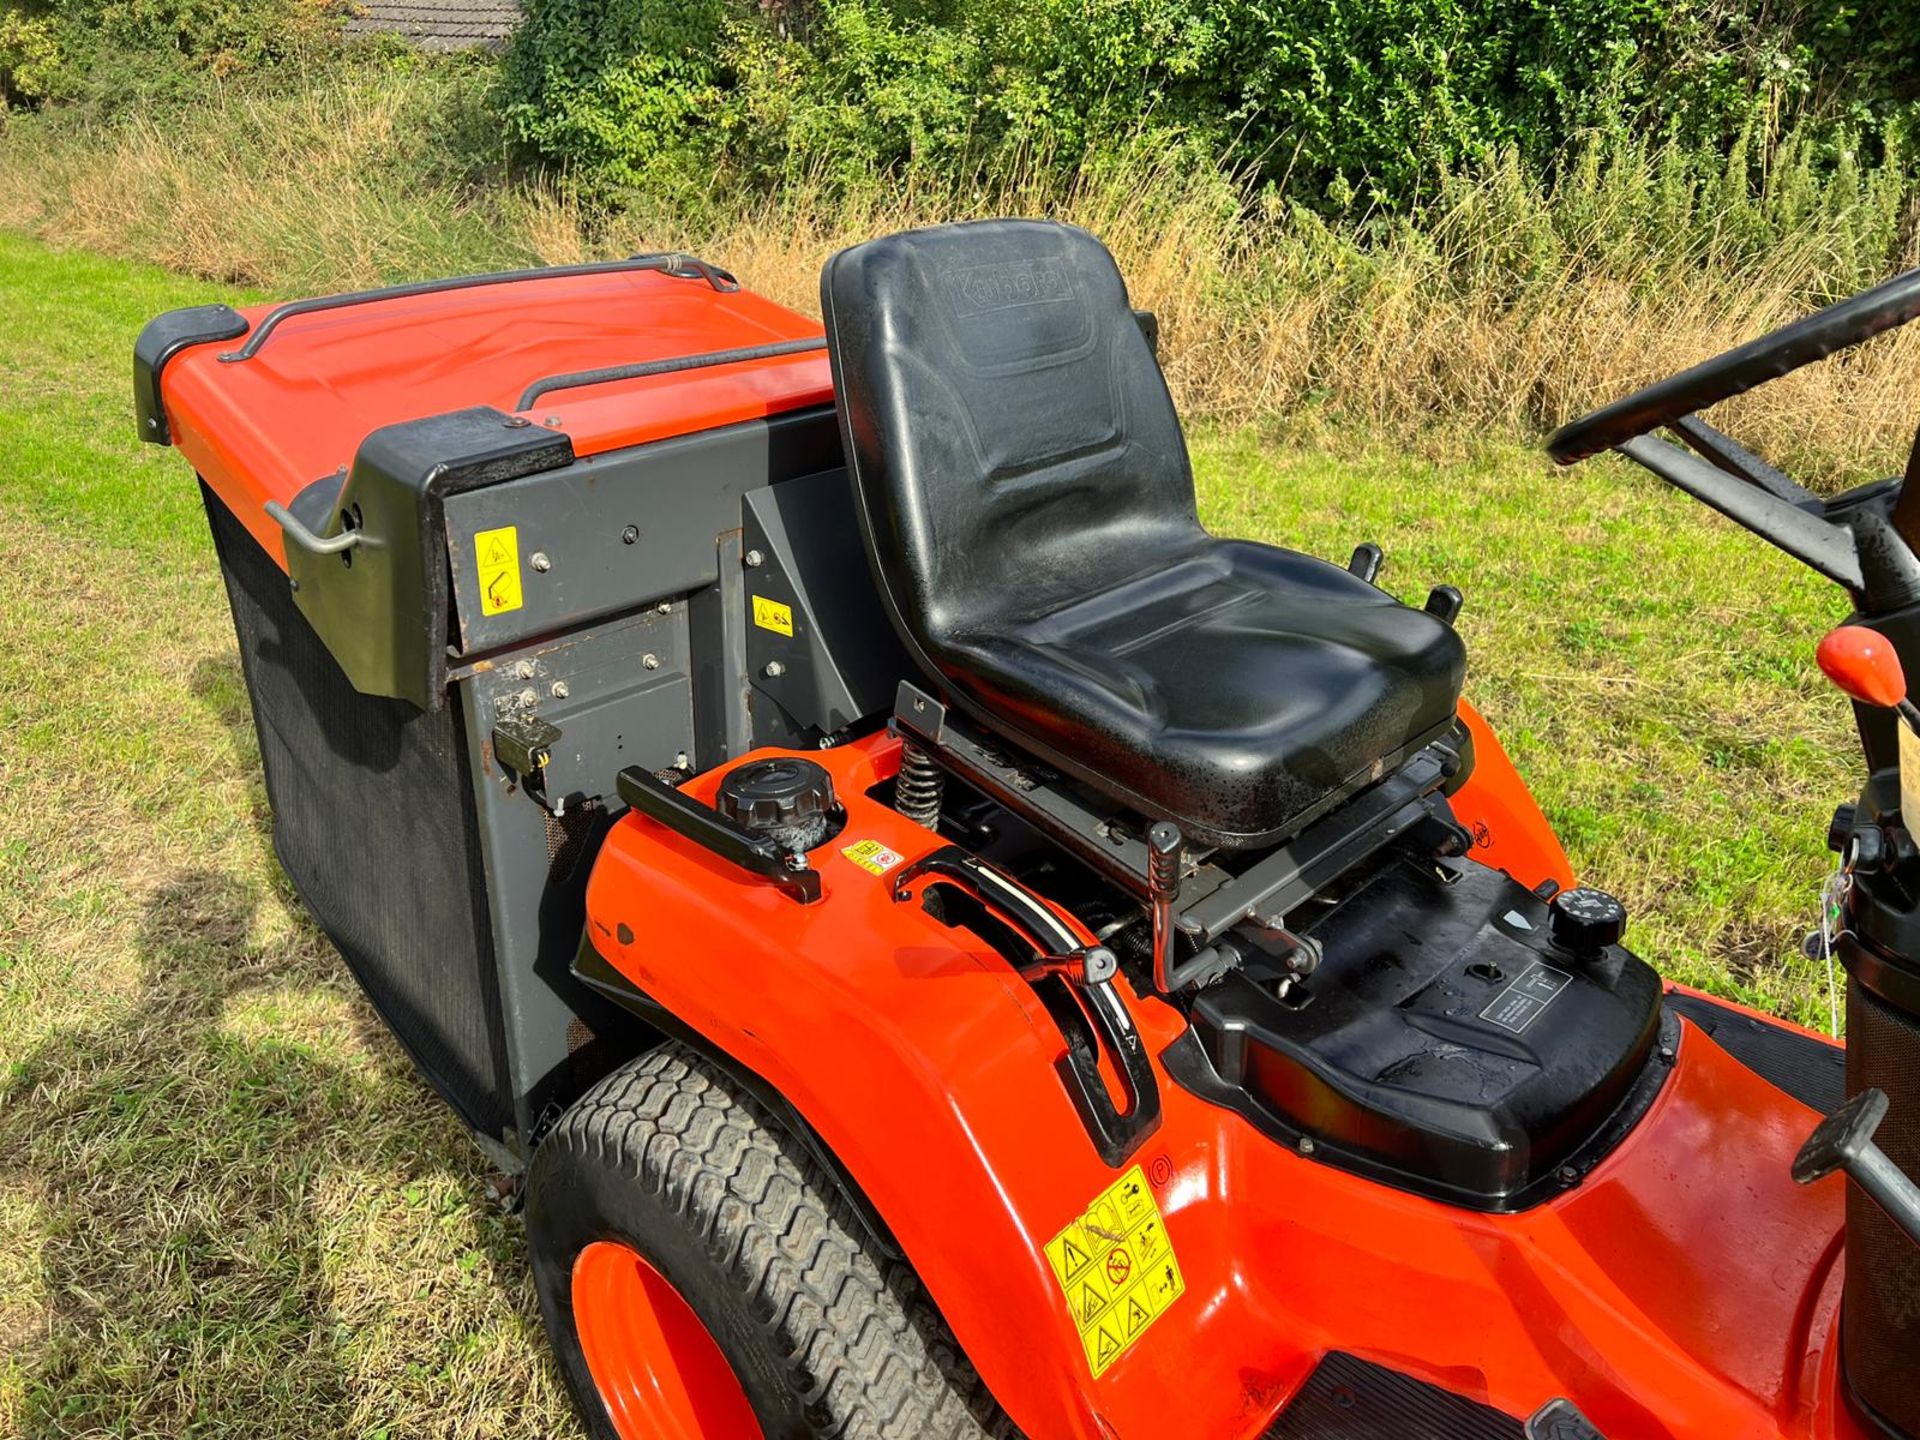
xmin=497 ymin=0 xmax=728 ymax=192
xmin=499 ymin=0 xmax=1920 ymax=209
xmin=1 ymin=0 xmax=347 ymax=113
xmin=0 ymin=9 xmax=63 ymax=105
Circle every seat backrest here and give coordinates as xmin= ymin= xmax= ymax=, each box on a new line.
xmin=821 ymin=220 xmax=1203 ymax=659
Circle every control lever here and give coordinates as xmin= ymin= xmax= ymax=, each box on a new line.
xmin=1793 ymin=1088 xmax=1920 ymax=1248
xmin=1817 ymin=625 xmax=1920 ymax=731
xmin=1147 ymin=822 xmax=1182 ymax=994
xmin=891 ymin=845 xmax=1161 ymax=1165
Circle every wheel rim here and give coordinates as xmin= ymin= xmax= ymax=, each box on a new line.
xmin=572 ymin=1240 xmax=765 ymax=1440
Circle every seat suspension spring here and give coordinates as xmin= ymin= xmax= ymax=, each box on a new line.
xmin=895 ymin=743 xmax=946 ymax=830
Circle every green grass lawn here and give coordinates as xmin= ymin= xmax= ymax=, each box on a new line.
xmin=0 ymin=230 xmax=1864 ymax=1436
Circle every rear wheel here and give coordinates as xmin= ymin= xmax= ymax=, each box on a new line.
xmin=525 ymin=1043 xmax=1013 ymax=1440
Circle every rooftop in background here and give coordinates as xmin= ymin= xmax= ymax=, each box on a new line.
xmin=344 ymin=0 xmax=521 ymax=49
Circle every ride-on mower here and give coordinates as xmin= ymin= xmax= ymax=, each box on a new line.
xmin=134 ymin=218 xmax=1920 ymax=1439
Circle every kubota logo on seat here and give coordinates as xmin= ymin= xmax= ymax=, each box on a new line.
xmin=950 ymin=259 xmax=1071 ymax=313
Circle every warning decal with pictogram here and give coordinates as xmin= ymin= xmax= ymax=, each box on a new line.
xmin=1042 ymin=1163 xmax=1187 ymax=1378
xmin=473 ymin=526 xmax=523 ymax=617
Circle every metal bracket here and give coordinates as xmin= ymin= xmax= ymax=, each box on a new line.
xmin=615 ymin=765 xmax=822 ymax=904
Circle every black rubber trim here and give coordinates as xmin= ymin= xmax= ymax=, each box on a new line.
xmin=220 ymin=253 xmax=738 ymax=363
xmin=1262 ymin=1352 xmax=1524 ymax=1439
xmin=1666 ymin=991 xmax=1845 ymax=1112
xmin=516 ymin=337 xmax=827 ymax=411
xmin=133 ymin=303 xmax=250 ymax=445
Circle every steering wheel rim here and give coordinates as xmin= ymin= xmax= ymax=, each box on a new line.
xmin=1547 ymin=266 xmax=1920 ymax=466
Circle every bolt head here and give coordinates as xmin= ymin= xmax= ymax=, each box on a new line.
xmin=1297 ymin=1137 xmax=1316 ymax=1156
xmin=744 ymin=549 xmax=764 ymax=568
xmin=550 ymin=681 xmax=570 ymax=699
xmin=621 ymin=525 xmax=639 ymax=545
xmin=530 ymin=552 xmax=552 ymax=573
xmin=642 ymin=653 xmax=660 ymax=670
xmin=517 ymin=688 xmax=537 ymax=708
xmin=764 ymin=660 xmax=786 ymax=678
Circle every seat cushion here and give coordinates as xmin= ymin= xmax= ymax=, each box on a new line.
xmin=937 ymin=540 xmax=1467 ymax=848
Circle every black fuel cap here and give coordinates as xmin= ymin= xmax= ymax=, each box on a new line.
xmin=1548 ymin=886 xmax=1627 ymax=956
xmin=715 ymin=757 xmax=838 ymax=851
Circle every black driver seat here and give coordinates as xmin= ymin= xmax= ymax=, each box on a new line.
xmin=821 ymin=220 xmax=1467 ymax=850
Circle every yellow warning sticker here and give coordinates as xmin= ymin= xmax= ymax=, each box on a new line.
xmin=752 ymin=595 xmax=794 ymax=637
xmin=1044 ymin=1164 xmax=1185 ymax=1378
xmin=475 ymin=526 xmax=523 ymax=617
xmin=841 ymin=839 xmax=904 ymax=876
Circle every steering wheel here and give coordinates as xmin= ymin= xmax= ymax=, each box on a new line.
xmin=1546 ymin=267 xmax=1920 ymax=596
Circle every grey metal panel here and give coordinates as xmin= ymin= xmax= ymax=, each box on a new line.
xmin=344 ymin=0 xmax=521 ymax=48
xmin=442 ymin=410 xmax=842 ymax=656
xmin=459 ymin=608 xmax=698 ymax=1153
xmin=543 ymin=678 xmax=693 ymax=804
xmin=742 ymin=469 xmax=912 ymax=737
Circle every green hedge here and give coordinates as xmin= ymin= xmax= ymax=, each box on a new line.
xmin=497 ymin=0 xmax=1920 ymax=207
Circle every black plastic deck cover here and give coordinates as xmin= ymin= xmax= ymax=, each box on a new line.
xmin=1261 ymin=1352 xmax=1524 ymax=1439
xmin=1665 ymin=991 xmax=1845 ymax=1112
xmin=1177 ymin=856 xmax=1669 ymax=1212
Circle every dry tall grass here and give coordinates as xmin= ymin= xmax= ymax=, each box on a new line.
xmin=5 ymin=73 xmax=1919 ymax=484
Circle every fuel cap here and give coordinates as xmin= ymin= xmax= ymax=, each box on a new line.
xmin=715 ymin=757 xmax=838 ymax=851
xmin=1548 ymin=887 xmax=1627 ymax=957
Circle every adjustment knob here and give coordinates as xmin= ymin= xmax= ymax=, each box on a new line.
xmin=1548 ymin=887 xmax=1627 ymax=957
xmin=715 ymin=757 xmax=838 ymax=852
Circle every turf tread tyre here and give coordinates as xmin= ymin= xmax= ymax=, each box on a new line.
xmin=527 ymin=1043 xmax=1015 ymax=1440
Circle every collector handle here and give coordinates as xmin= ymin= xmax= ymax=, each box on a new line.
xmin=264 ymin=501 xmax=361 ymax=557
xmin=221 ymin=253 xmax=739 ymax=364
